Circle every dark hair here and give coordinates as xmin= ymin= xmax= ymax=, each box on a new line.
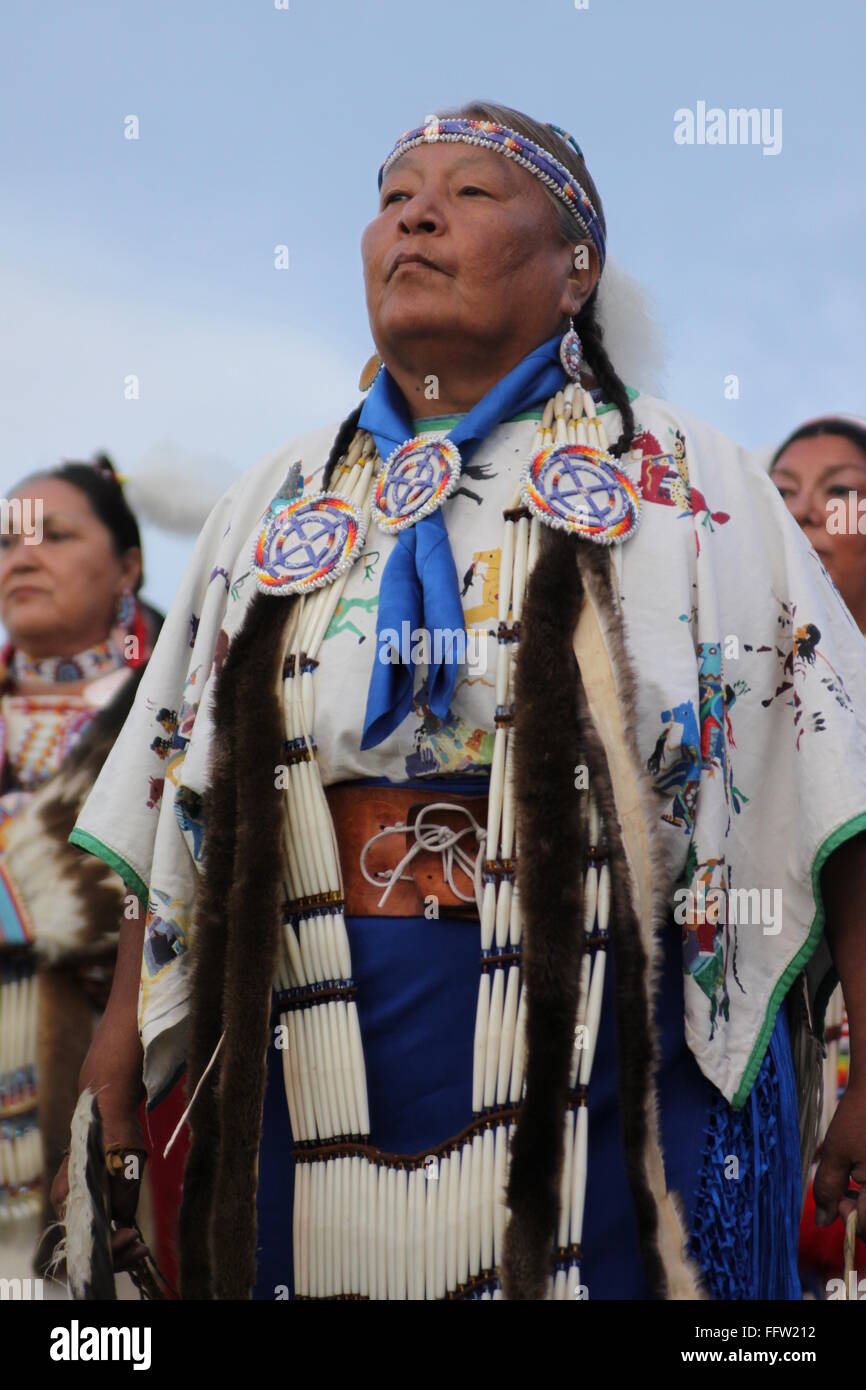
xmin=770 ymin=418 xmax=866 ymax=472
xmin=436 ymin=99 xmax=636 ymax=458
xmin=17 ymin=453 xmax=145 ymax=590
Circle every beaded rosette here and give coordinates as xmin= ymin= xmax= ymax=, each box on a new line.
xmin=372 ymin=436 xmax=462 ymax=534
xmin=522 ymin=442 xmax=640 ymax=545
xmin=252 ymin=492 xmax=367 ymax=596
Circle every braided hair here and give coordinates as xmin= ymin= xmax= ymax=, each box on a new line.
xmin=322 ymin=403 xmax=364 ymax=491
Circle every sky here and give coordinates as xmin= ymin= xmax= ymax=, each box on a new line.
xmin=1 ymin=0 xmax=864 ymax=616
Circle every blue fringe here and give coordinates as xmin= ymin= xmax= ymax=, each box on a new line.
xmin=689 ymin=1007 xmax=802 ymax=1299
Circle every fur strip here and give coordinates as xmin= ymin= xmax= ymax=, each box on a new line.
xmin=502 ymin=528 xmax=588 ymax=1298
xmin=63 ymin=1089 xmax=116 ymax=1300
xmin=3 ymin=668 xmax=145 ymax=964
xmin=178 ymin=590 xmax=297 ymax=1299
xmin=575 ymin=544 xmax=705 ymax=1299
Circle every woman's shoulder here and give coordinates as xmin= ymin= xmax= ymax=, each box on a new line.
xmin=629 ymin=392 xmax=766 ymax=481
xmin=233 ymin=418 xmax=346 ymax=507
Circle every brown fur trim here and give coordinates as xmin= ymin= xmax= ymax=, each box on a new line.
xmin=504 ymin=533 xmax=703 ymax=1300
xmin=502 ymin=528 xmax=587 ymax=1299
xmin=576 ymin=545 xmax=704 ymax=1299
xmin=178 ymin=589 xmax=298 ymax=1299
xmin=4 ymin=669 xmax=145 ymax=964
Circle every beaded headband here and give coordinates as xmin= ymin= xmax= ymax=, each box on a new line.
xmin=377 ymin=116 xmax=606 ymax=270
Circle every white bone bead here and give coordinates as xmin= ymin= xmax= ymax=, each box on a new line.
xmin=583 ymin=863 xmax=598 ymax=935
xmin=486 ymin=727 xmax=507 ymax=875
xmin=446 ymin=1149 xmax=459 ymax=1293
xmin=313 ymin=1004 xmax=338 ymax=1137
xmin=509 ymin=986 xmax=527 ymax=1103
xmin=282 ymin=922 xmax=307 ymax=986
xmin=280 ymin=1011 xmax=304 ymax=1142
xmin=406 ymin=1169 xmax=417 ymax=1301
xmin=411 ymin=1166 xmax=426 ymax=1301
xmin=367 ymin=1161 xmax=379 ymax=1300
xmin=293 ymin=1159 xmax=304 ymax=1295
xmin=425 ymin=1160 xmax=438 ymax=1300
xmin=480 ymin=1126 xmax=495 ymax=1273
xmin=492 ymin=1124 xmax=508 ymax=1268
xmin=435 ymin=1154 xmax=450 ymax=1298
xmin=376 ymin=1163 xmax=388 ymax=1301
xmin=483 ymin=967 xmax=505 ymax=1109
xmin=597 ymin=861 xmax=611 ymax=934
xmin=327 ymin=1000 xmax=351 ymax=1136
xmin=350 ymin=1154 xmax=361 ymax=1295
xmin=347 ymin=1002 xmax=370 ymax=1136
xmin=300 ymin=1161 xmax=312 ymax=1297
xmin=325 ymin=1156 xmax=336 ymax=1297
xmin=297 ymin=918 xmax=315 ymax=986
xmin=311 ymin=1161 xmax=323 ymax=1298
xmin=358 ymin=1159 xmax=369 ymax=1298
xmin=509 ymin=884 xmax=522 ymax=946
xmin=386 ymin=1164 xmax=397 ymax=1299
xmin=527 ymin=515 xmax=541 ymax=577
xmin=570 ymin=1105 xmax=589 ymax=1246
xmin=494 ymin=640 xmax=511 ymax=706
xmin=511 ymin=516 xmax=529 ymax=622
xmin=472 ymin=972 xmax=491 ymax=1114
xmin=469 ymin=1132 xmax=484 ymax=1278
xmin=557 ymin=1108 xmax=576 ymax=1250
xmin=498 ymin=524 xmax=515 ymax=624
xmin=579 ymin=951 xmax=606 ymax=1086
xmin=395 ymin=1166 xmax=408 ymax=1300
xmin=333 ymin=1154 xmax=344 ymax=1295
xmin=457 ymin=1141 xmax=472 ymax=1287
xmin=496 ymin=965 xmax=520 ymax=1106
xmin=300 ymin=1008 xmax=325 ymax=1140
xmin=335 ymin=1001 xmax=359 ymax=1134
xmin=494 ymin=875 xmax=512 ymax=949
xmin=480 ymin=879 xmax=498 ymax=953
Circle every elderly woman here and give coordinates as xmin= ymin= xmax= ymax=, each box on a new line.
xmin=63 ymin=102 xmax=866 ymax=1302
xmin=0 ymin=456 xmax=165 ymax=1269
xmin=771 ymin=415 xmax=866 ymax=1290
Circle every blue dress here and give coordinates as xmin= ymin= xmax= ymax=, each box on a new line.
xmin=253 ymin=774 xmax=802 ymax=1300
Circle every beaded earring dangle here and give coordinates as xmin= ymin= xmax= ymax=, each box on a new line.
xmin=116 ymin=589 xmax=136 ymax=628
xmin=559 ymin=318 xmax=583 ymax=382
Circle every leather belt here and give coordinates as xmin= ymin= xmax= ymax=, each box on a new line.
xmin=323 ymin=783 xmax=489 ymax=919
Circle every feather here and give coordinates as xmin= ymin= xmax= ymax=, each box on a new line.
xmin=596 ymin=256 xmax=668 ymax=399
xmin=122 ymin=442 xmax=239 ymax=535
xmin=62 ymin=1088 xmax=116 ymax=1300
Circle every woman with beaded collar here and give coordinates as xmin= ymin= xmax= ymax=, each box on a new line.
xmin=60 ymin=101 xmax=866 ymax=1300
xmin=0 ymin=456 xmax=164 ymax=1271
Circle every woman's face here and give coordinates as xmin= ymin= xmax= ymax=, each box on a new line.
xmin=361 ymin=142 xmax=597 ymax=369
xmin=0 ymin=478 xmax=141 ymax=659
xmin=772 ymin=433 xmax=866 ymax=624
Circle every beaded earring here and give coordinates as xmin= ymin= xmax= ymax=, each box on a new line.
xmin=116 ymin=589 xmax=135 ymax=628
xmin=358 ymin=353 xmax=382 ymax=392
xmin=559 ymin=316 xmax=583 ymax=382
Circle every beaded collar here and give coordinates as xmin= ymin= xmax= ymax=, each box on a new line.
xmin=10 ymin=637 xmax=124 ymax=689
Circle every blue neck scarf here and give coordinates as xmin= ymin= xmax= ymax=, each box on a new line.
xmin=358 ymin=333 xmax=567 ymax=750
